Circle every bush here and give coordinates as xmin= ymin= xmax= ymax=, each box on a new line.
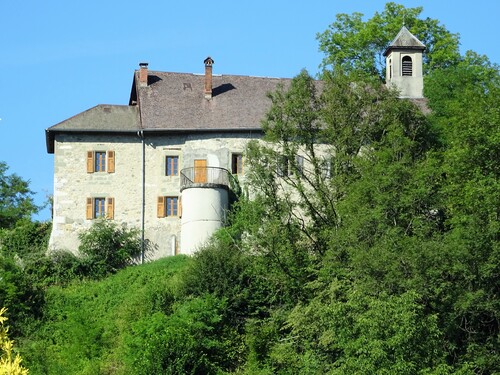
xmin=78 ymin=220 xmax=142 ymax=278
xmin=125 ymin=295 xmax=231 ymax=375
xmin=0 ymin=307 xmax=29 ymax=374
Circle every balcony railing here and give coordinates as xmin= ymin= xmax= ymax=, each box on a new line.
xmin=180 ymin=167 xmax=232 ymax=191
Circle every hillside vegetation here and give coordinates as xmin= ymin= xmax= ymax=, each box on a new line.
xmin=1 ymin=3 xmax=498 ymax=374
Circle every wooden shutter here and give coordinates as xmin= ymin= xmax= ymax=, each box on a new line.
xmin=194 ymin=159 xmax=207 ymax=183
xmin=107 ymin=151 xmax=115 ymax=173
xmin=178 ymin=196 xmax=182 ymax=218
xmin=86 ymin=198 xmax=93 ymax=219
xmin=106 ymin=198 xmax=114 ymax=219
xmin=157 ymin=196 xmax=165 ymax=218
xmin=87 ymin=151 xmax=94 ymax=173
xmin=402 ymin=56 xmax=412 ymax=76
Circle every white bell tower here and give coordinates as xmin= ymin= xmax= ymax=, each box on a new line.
xmin=384 ymin=26 xmax=425 ymax=98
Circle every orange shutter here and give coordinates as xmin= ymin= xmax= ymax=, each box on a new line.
xmin=106 ymin=198 xmax=114 ymax=219
xmin=178 ymin=196 xmax=182 ymax=218
xmin=157 ymin=196 xmax=165 ymax=218
xmin=107 ymin=151 xmax=115 ymax=173
xmin=87 ymin=152 xmax=94 ymax=173
xmin=86 ymin=198 xmax=93 ymax=219
xmin=194 ymin=159 xmax=207 ymax=183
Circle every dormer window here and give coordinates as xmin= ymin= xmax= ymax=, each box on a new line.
xmin=402 ymin=56 xmax=413 ymax=76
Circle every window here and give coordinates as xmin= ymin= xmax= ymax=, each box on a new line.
xmin=95 ymin=152 xmax=106 ymax=172
xmin=157 ymin=196 xmax=179 ymax=218
xmin=295 ymin=155 xmax=304 ymax=176
xmin=231 ymin=153 xmax=243 ymax=174
xmin=322 ymin=158 xmax=332 ymax=179
xmin=277 ymin=155 xmax=289 ymax=177
xmin=276 ymin=155 xmax=304 ymax=177
xmin=94 ymin=198 xmax=106 ymax=218
xmin=166 ymin=197 xmax=178 ymax=217
xmin=402 ymin=56 xmax=412 ymax=76
xmin=86 ymin=197 xmax=114 ymax=219
xmin=87 ymin=151 xmax=115 ymax=173
xmin=166 ymin=156 xmax=179 ymax=176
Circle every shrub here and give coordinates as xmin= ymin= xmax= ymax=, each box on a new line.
xmin=78 ymin=220 xmax=142 ymax=279
xmin=0 ymin=307 xmax=29 ymax=374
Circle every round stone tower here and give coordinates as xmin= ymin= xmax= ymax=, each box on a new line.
xmin=179 ymin=166 xmax=231 ymax=255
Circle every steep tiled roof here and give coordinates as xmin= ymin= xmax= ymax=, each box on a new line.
xmin=134 ymin=71 xmax=291 ymax=131
xmin=45 ymin=105 xmax=140 ymax=153
xmin=47 ymin=105 xmax=140 ymax=131
xmin=383 ymin=26 xmax=425 ymax=56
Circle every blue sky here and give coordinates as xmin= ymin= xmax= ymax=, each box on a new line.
xmin=1 ymin=0 xmax=498 ymax=221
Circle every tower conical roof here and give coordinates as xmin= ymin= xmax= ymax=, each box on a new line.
xmin=383 ymin=26 xmax=425 ymax=56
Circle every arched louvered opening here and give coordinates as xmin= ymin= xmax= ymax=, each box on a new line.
xmin=402 ymin=56 xmax=412 ymax=76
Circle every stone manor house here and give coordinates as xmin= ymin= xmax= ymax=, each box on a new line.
xmin=46 ymin=26 xmax=425 ymax=259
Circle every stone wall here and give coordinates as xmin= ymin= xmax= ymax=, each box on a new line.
xmin=49 ymin=131 xmax=261 ymax=258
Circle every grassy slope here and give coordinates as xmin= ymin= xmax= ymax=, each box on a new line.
xmin=20 ymin=255 xmax=190 ymax=375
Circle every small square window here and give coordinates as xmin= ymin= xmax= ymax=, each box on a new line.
xmin=87 ymin=151 xmax=115 ymax=173
xmin=87 ymin=197 xmax=114 ymax=220
xmin=166 ymin=156 xmax=179 ymax=176
xmin=231 ymin=153 xmax=244 ymax=174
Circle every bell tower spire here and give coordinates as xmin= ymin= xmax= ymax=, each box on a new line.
xmin=384 ymin=26 xmax=425 ymax=98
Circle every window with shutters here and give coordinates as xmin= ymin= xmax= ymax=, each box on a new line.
xmin=231 ymin=153 xmax=244 ymax=174
xmin=166 ymin=156 xmax=179 ymax=176
xmin=277 ymin=155 xmax=289 ymax=177
xmin=157 ymin=196 xmax=179 ymax=218
xmin=402 ymin=56 xmax=412 ymax=76
xmin=86 ymin=197 xmax=114 ymax=219
xmin=322 ymin=157 xmax=333 ymax=179
xmin=87 ymin=151 xmax=115 ymax=173
xmin=295 ymin=155 xmax=304 ymax=176
xmin=95 ymin=152 xmax=106 ymax=172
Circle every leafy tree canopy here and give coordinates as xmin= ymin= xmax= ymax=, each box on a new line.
xmin=0 ymin=162 xmax=38 ymax=229
xmin=317 ymin=2 xmax=461 ymax=78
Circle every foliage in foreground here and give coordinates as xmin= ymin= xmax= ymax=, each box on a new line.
xmin=21 ymin=256 xmax=189 ymax=375
xmin=0 ymin=307 xmax=28 ymax=375
xmin=0 ymin=163 xmax=39 ymax=230
xmin=2 ymin=2 xmax=498 ymax=374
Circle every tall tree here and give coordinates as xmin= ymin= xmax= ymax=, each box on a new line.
xmin=425 ymin=51 xmax=500 ymax=371
xmin=317 ymin=2 xmax=461 ymax=78
xmin=0 ymin=162 xmax=38 ymax=229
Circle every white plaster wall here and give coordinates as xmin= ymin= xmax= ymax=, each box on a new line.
xmin=180 ymin=187 xmax=229 ymax=255
xmin=386 ymin=49 xmax=424 ymax=98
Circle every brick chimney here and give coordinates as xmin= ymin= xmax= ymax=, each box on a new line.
xmin=204 ymin=57 xmax=214 ymax=99
xmin=139 ymin=62 xmax=149 ymax=87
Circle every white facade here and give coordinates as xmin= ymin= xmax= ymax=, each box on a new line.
xmin=181 ymin=187 xmax=229 ymax=255
xmin=49 ymin=132 xmax=257 ymax=259
xmin=385 ymin=48 xmax=424 ymax=98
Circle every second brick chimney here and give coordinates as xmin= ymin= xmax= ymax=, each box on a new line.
xmin=139 ymin=62 xmax=149 ymax=87
xmin=204 ymin=57 xmax=214 ymax=99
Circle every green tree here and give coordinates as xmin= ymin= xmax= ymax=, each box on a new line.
xmin=0 ymin=163 xmax=38 ymax=229
xmin=424 ymin=51 xmax=500 ymax=372
xmin=317 ymin=2 xmax=460 ymax=78
xmin=78 ymin=220 xmax=142 ymax=278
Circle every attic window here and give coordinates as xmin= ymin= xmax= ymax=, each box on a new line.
xmin=402 ymin=56 xmax=412 ymax=76
xmin=183 ymin=83 xmax=192 ymax=90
